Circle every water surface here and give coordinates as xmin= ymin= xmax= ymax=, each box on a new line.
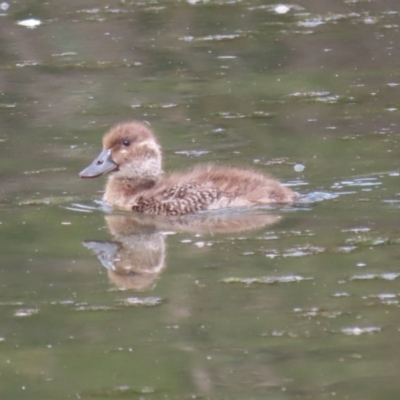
xmin=1 ymin=0 xmax=400 ymax=399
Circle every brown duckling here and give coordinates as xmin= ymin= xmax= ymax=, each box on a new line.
xmin=79 ymin=121 xmax=297 ymax=215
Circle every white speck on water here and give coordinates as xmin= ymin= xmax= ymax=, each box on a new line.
xmin=294 ymin=164 xmax=305 ymax=172
xmin=364 ymin=17 xmax=377 ymax=24
xmin=17 ymin=18 xmax=41 ymax=28
xmin=213 ymin=127 xmax=225 ymax=133
xmin=275 ymin=4 xmax=290 ymax=14
xmin=0 ymin=2 xmax=9 ymax=10
xmin=332 ymin=292 xmax=350 ymax=297
xmin=387 ymin=83 xmax=399 ymax=87
xmin=356 ymin=262 xmax=366 ymax=267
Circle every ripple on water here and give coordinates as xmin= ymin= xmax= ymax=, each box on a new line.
xmin=341 ymin=326 xmax=381 ymax=335
xmin=216 ymin=111 xmax=274 ymax=119
xmin=248 ymin=4 xmax=304 ymax=12
xmin=331 ymin=177 xmax=382 ymax=189
xmin=221 ymin=275 xmax=313 ymax=285
xmin=73 ymin=297 xmax=164 ymax=311
xmin=81 ymin=385 xmax=155 ymax=398
xmin=14 ymin=308 xmax=39 ymax=317
xmin=368 ymin=293 xmax=399 ymax=306
xmin=175 ymin=150 xmax=210 ymax=157
xmin=346 ymin=236 xmax=400 ymax=247
xmin=74 ymin=305 xmax=116 ymax=312
xmin=265 ymin=245 xmax=325 ymax=259
xmin=287 ymin=91 xmax=352 ymax=104
xmin=342 ymin=227 xmax=371 ymax=233
xmin=350 ymin=272 xmax=400 ymax=281
xmin=130 ymin=102 xmax=177 ymax=109
xmin=293 ymin=11 xmax=386 ymax=32
xmin=332 ymin=292 xmax=351 ymax=297
xmin=18 ymin=196 xmax=78 ymax=206
xmin=296 ymin=191 xmax=339 ymax=203
xmin=180 ymin=33 xmax=245 ymax=42
xmin=65 ymin=200 xmax=113 ymax=213
xmin=115 ymin=297 xmax=164 ymax=307
xmin=293 ymin=307 xmax=343 ymax=319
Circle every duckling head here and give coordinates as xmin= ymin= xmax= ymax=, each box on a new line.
xmin=79 ymin=121 xmax=163 ymax=181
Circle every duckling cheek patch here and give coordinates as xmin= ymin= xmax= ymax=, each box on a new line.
xmin=118 ymin=158 xmax=162 ymax=180
xmin=139 ymin=140 xmax=161 ymax=153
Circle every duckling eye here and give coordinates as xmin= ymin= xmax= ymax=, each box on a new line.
xmin=122 ymin=139 xmax=131 ymax=147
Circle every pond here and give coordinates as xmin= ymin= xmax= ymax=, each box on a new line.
xmin=1 ymin=0 xmax=400 ymax=398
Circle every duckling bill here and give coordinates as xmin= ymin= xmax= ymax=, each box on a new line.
xmin=79 ymin=148 xmax=118 ymax=178
xmin=79 ymin=121 xmax=298 ymax=215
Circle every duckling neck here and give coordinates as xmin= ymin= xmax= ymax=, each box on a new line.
xmin=104 ymin=176 xmax=159 ymax=211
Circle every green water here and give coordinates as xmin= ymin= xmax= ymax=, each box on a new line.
xmin=1 ymin=0 xmax=400 ymax=398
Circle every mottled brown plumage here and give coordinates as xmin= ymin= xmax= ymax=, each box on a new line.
xmin=79 ymin=121 xmax=298 ymax=215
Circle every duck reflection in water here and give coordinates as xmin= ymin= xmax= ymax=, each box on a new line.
xmin=80 ymin=120 xmax=298 ymax=289
xmin=83 ymin=210 xmax=283 ymax=291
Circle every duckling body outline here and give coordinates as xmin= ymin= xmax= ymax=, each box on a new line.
xmin=79 ymin=121 xmax=297 ymax=215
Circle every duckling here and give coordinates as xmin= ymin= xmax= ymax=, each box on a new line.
xmin=79 ymin=121 xmax=297 ymax=215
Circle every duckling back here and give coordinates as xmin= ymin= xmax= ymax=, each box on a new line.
xmin=131 ymin=165 xmax=297 ymax=215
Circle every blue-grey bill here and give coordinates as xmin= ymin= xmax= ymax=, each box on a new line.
xmin=79 ymin=148 xmax=118 ymax=178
